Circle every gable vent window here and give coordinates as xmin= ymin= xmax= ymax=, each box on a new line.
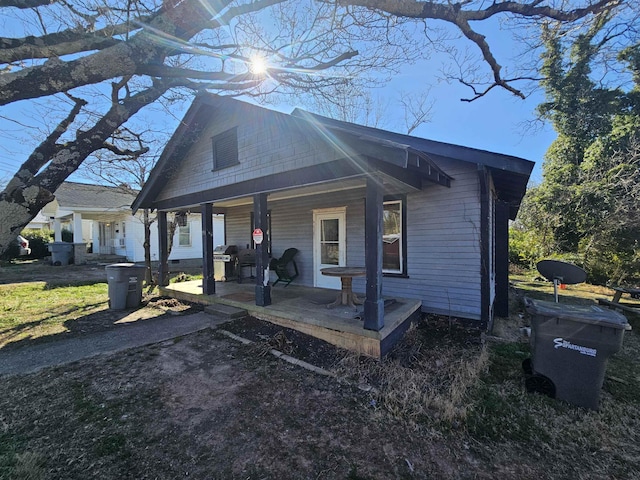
xmin=212 ymin=127 xmax=239 ymax=171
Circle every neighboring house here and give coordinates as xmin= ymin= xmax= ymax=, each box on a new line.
xmin=25 ymin=212 xmax=50 ymax=230
xmin=133 ymin=94 xmax=534 ymax=330
xmin=38 ymin=181 xmax=223 ymax=266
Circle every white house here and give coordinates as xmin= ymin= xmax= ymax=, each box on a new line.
xmin=133 ymin=94 xmax=534 ymax=332
xmin=38 ymin=181 xmax=224 ymax=265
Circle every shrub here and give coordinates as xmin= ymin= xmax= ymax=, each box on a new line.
xmin=21 ymin=229 xmax=54 ymax=259
xmin=1 ymin=229 xmax=53 ymax=260
xmin=509 ymin=228 xmax=548 ymax=268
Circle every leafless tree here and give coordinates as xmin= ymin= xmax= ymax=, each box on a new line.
xmin=81 ymin=128 xmax=189 ymax=285
xmin=399 ymin=89 xmax=435 ymax=135
xmin=0 ymin=0 xmax=629 ymax=254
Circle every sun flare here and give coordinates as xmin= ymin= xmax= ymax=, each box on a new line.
xmin=249 ymin=55 xmax=268 ymax=75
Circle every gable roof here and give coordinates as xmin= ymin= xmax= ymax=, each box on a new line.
xmin=133 ymin=94 xmax=534 ymax=218
xmin=54 ymin=182 xmax=137 ymax=210
xmin=290 ymin=109 xmax=534 ymax=216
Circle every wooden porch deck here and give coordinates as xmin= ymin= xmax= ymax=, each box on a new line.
xmin=160 ymin=280 xmax=422 ymax=358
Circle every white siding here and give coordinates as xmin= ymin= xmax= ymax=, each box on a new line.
xmin=385 ymin=160 xmax=483 ymax=319
xmin=221 ymin=160 xmax=484 ymax=320
xmin=157 ymin=103 xmax=349 ymax=203
xmin=126 ymin=214 xmax=224 ymax=263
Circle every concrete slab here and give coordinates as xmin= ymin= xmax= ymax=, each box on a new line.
xmin=161 ymin=280 xmax=422 ymax=358
xmin=204 ymin=303 xmax=248 ymax=319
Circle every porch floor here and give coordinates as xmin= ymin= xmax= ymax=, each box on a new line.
xmin=160 ymin=280 xmax=422 ymax=358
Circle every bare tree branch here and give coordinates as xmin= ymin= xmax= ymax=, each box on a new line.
xmin=102 ymin=142 xmax=149 ymax=158
xmin=3 ymin=93 xmax=87 ymax=197
xmin=0 ymin=0 xmax=636 ymax=254
xmin=0 ymin=0 xmax=56 ymax=8
xmin=0 ymin=20 xmax=152 ymax=64
xmin=338 ymin=0 xmax=623 ymax=98
xmin=399 ymin=89 xmax=434 ymax=134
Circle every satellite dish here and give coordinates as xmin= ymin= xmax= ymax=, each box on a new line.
xmin=536 ymin=260 xmax=587 ymax=302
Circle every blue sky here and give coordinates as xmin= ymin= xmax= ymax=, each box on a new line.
xmin=378 ymin=62 xmax=552 ymax=183
xmin=0 ymin=79 xmax=552 ymax=186
xmin=0 ymin=18 xmax=554 ymax=187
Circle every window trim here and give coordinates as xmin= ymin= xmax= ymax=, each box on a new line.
xmin=382 ymin=195 xmax=407 ymax=276
xmin=177 ymin=223 xmax=191 ymax=247
xmin=211 ymin=127 xmax=239 ymax=171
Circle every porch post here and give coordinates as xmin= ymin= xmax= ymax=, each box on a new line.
xmin=494 ymin=201 xmax=510 ymax=318
xmin=201 ymin=203 xmax=215 ymax=295
xmin=364 ymin=174 xmax=384 ymax=331
xmin=72 ymin=213 xmax=87 ymax=264
xmin=53 ymin=218 xmax=62 ymax=241
xmin=478 ymin=166 xmax=491 ymax=330
xmin=72 ymin=213 xmax=83 ymax=243
xmin=157 ymin=211 xmax=169 ymax=286
xmin=253 ymin=193 xmax=271 ymax=306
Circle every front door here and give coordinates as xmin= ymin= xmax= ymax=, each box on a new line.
xmin=98 ymin=222 xmax=114 ymax=254
xmin=313 ymin=207 xmax=346 ymax=289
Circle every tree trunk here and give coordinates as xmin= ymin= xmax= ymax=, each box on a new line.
xmin=0 ymin=80 xmax=173 ymax=256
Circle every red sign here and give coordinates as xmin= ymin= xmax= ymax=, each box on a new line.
xmin=252 ymin=228 xmax=264 ymax=245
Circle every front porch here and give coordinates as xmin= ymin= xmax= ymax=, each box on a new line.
xmin=160 ymin=280 xmax=422 ymax=358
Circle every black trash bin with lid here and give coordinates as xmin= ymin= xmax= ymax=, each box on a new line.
xmin=105 ymin=263 xmax=147 ymax=310
xmin=523 ymin=297 xmax=631 ymax=409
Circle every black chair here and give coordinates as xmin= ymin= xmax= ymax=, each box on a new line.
xmin=269 ymin=248 xmax=299 ymax=287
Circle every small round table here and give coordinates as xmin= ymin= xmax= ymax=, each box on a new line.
xmin=320 ymin=267 xmax=366 ymax=309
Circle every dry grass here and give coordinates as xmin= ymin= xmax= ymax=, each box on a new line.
xmin=510 ymin=271 xmax=640 ymax=306
xmin=3 ymin=272 xmax=640 ymax=478
xmin=333 ymin=321 xmax=489 ymax=425
xmin=462 ymin=276 xmax=640 ymax=478
xmin=12 ymin=452 xmax=45 ymax=480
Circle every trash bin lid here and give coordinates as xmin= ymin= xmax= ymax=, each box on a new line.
xmin=105 ymin=263 xmax=146 ymax=270
xmin=106 ymin=263 xmax=136 ymax=268
xmin=525 ymin=298 xmax=630 ymax=330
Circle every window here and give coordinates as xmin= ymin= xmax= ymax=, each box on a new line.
xmin=383 ymin=197 xmax=406 ymax=274
xmin=178 ymin=223 xmax=191 ymax=247
xmin=212 ymin=127 xmax=239 ymax=170
xmin=320 ymin=218 xmax=340 ymax=265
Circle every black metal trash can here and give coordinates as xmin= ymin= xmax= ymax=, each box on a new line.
xmin=105 ymin=263 xmax=147 ymax=310
xmin=523 ymin=298 xmax=631 ymax=409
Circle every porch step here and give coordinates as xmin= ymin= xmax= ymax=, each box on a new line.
xmin=204 ymin=303 xmax=248 ymax=319
xmin=86 ymin=254 xmax=128 ymax=265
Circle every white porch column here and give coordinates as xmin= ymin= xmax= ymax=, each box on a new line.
xmin=53 ymin=218 xmax=62 ymax=242
xmin=73 ymin=213 xmax=83 ymax=243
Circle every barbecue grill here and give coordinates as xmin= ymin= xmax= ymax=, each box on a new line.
xmin=236 ymin=248 xmax=256 ymax=283
xmin=213 ymin=245 xmax=238 ymax=281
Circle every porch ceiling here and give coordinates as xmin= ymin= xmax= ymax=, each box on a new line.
xmin=55 ymin=212 xmax=129 ymax=222
xmin=162 ymin=169 xmax=426 ymax=212
xmin=209 ymin=177 xmax=367 ymax=208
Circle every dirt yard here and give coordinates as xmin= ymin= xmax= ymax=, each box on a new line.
xmin=0 ymin=259 xmax=111 ymax=285
xmin=0 ymin=320 xmax=485 ymax=479
xmin=2 ymin=264 xmax=640 ymax=479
